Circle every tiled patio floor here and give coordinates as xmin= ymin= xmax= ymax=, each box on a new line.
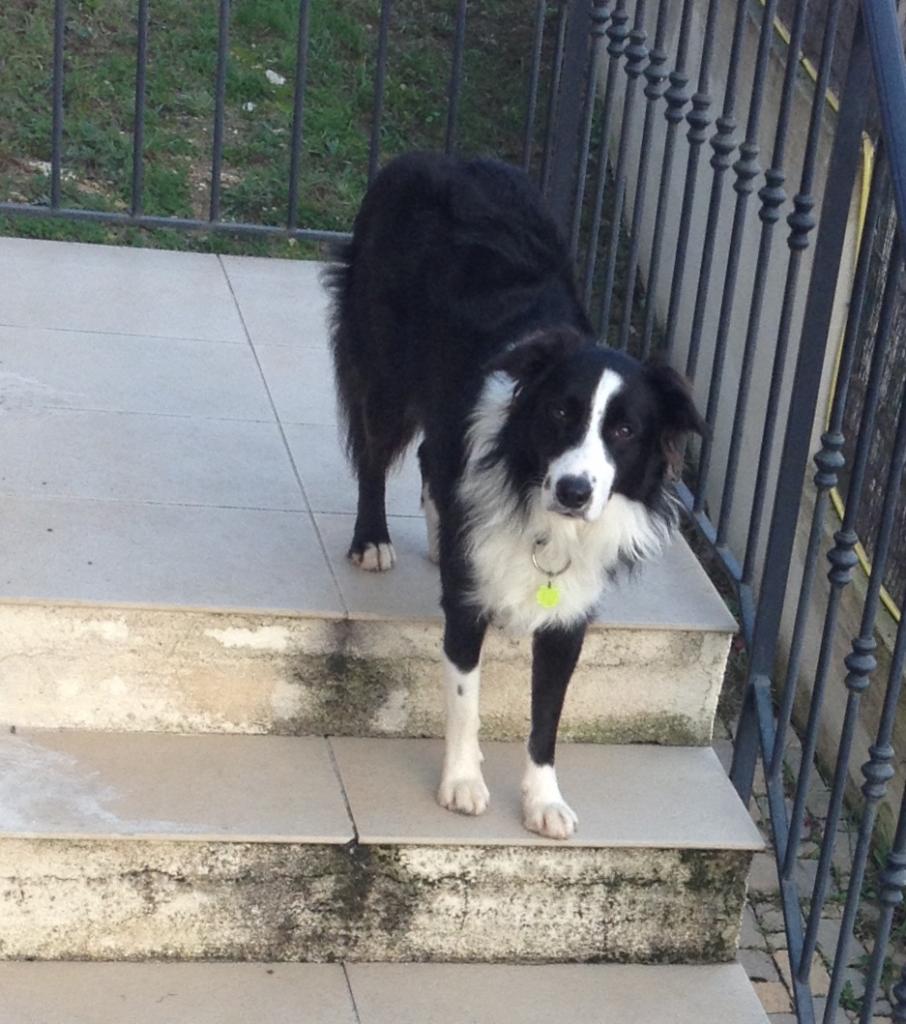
xmin=0 ymin=236 xmax=732 ymax=633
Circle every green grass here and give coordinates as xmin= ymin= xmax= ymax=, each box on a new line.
xmin=0 ymin=0 xmax=549 ymax=257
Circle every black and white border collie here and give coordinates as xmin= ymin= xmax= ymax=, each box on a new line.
xmin=326 ymin=152 xmax=704 ymax=840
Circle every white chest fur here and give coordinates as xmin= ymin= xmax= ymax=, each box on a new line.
xmin=458 ymin=373 xmax=671 ymax=634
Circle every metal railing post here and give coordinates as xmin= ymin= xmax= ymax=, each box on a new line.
xmin=730 ymin=12 xmax=872 ymax=801
xmin=545 ymin=0 xmax=593 ymax=235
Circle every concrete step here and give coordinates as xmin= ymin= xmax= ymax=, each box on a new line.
xmin=0 ymin=962 xmax=770 ymax=1022
xmin=0 ymin=731 xmax=762 ymax=963
xmin=0 ymin=244 xmax=736 ymax=746
xmin=0 ymin=535 xmax=735 ymax=746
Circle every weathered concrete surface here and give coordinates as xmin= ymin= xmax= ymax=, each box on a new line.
xmin=0 ymin=604 xmax=730 ymax=744
xmin=0 ymin=838 xmax=751 ymax=963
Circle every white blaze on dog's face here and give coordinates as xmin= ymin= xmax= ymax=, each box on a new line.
xmin=487 ymin=328 xmax=706 ymax=529
xmin=542 ymin=369 xmax=623 ymax=521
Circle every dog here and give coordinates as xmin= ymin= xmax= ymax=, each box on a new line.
xmin=326 ymin=152 xmax=705 ymax=840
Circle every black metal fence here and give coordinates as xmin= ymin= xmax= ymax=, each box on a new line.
xmin=3 ymin=2 xmax=906 ymax=1022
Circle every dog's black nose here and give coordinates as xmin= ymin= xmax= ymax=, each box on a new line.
xmin=555 ymin=474 xmax=592 ymax=510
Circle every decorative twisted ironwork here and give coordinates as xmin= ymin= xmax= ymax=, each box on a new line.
xmin=881 ymin=783 xmax=906 ymax=1021
xmin=639 ymin=0 xmax=695 ymax=354
xmin=581 ymin=0 xmax=629 ymax=304
xmin=783 ymin=254 xmax=903 ymax=889
xmin=811 ymin=254 xmax=906 ymax=1014
xmin=761 ymin=148 xmax=884 ymax=782
xmin=692 ymin=0 xmax=782 ymax=519
xmin=597 ymin=0 xmax=648 ymax=336
xmin=682 ymin=0 xmax=748 ymax=379
xmin=662 ymin=0 xmax=720 ymax=358
xmin=742 ymin=0 xmax=846 ymax=590
xmin=569 ymin=0 xmax=612 ymax=259
xmin=617 ymin=0 xmax=671 ymax=352
xmin=642 ymin=12 xmax=668 ymax=103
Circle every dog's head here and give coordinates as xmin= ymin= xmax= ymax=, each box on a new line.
xmin=489 ymin=328 xmax=706 ymax=522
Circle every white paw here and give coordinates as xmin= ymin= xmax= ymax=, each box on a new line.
xmin=350 ymin=542 xmax=396 ymax=572
xmin=523 ymin=800 xmax=578 ymax=840
xmin=438 ymin=775 xmax=490 ymax=816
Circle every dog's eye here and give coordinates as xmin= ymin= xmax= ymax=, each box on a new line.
xmin=611 ymin=423 xmax=634 ymax=440
xmin=549 ymin=404 xmax=568 ymax=422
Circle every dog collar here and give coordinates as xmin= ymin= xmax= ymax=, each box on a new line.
xmin=532 ymin=538 xmax=570 ymax=609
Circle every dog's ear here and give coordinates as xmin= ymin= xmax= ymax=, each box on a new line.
xmin=487 ymin=328 xmax=585 ymax=385
xmin=645 ymin=362 xmax=707 ymax=479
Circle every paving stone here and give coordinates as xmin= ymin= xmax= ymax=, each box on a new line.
xmin=796 ymin=857 xmax=821 ymax=892
xmin=767 ymin=932 xmax=789 ymax=952
xmin=807 ymin=783 xmax=831 ymax=819
xmin=816 ymin=916 xmax=845 ymax=959
xmin=753 ymin=981 xmax=793 ymax=1014
xmin=841 ymin=965 xmax=867 ymax=998
xmin=739 ymin=948 xmax=780 ymax=982
xmin=775 ymin=949 xmax=831 ymax=997
xmin=740 ymin=905 xmax=767 ymax=949
xmin=782 ymin=744 xmax=803 ymax=778
xmin=757 ymin=905 xmax=786 ymax=933
xmin=833 ymin=838 xmax=857 ymax=877
xmin=749 ymin=852 xmax=781 ymax=894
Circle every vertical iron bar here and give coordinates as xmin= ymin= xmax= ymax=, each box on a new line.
xmin=597 ymin=0 xmax=648 ymax=337
xmin=861 ymin=0 xmax=906 ymax=247
xmin=368 ymin=0 xmax=392 ymax=183
xmin=683 ymin=0 xmax=749 ymax=379
xmin=616 ymin=0 xmax=670 ymax=352
xmin=540 ymin=2 xmax=569 ymax=196
xmin=694 ymin=0 xmax=782 ymax=522
xmin=661 ymin=0 xmax=720 ymax=359
xmin=581 ymin=0 xmax=629 ymax=305
xmin=51 ymin=0 xmax=66 ymax=209
xmin=546 ymin=0 xmax=593 ymax=232
xmin=569 ymin=1 xmax=611 ymax=262
xmin=743 ymin=0 xmax=847 ymax=584
xmin=209 ymin=0 xmax=231 ymax=223
xmin=639 ymin=0 xmax=694 ymax=356
xmin=768 ymin=142 xmax=885 ymax=781
xmin=832 ymin=614 xmax=906 ymax=1020
xmin=131 ymin=0 xmax=150 ymax=218
xmin=711 ymin=0 xmax=811 ymax=532
xmin=444 ymin=0 xmax=468 ymax=155
xmin=814 ymin=257 xmax=906 ymax=1005
xmin=865 ymin=745 xmax=906 ymax=1022
xmin=287 ymin=0 xmax=312 ymax=229
xmin=782 ymin=256 xmax=902 ymax=881
xmin=755 ymin=677 xmax=819 ymax=1024
xmin=730 ymin=13 xmax=871 ymax=800
xmin=523 ymin=0 xmax=548 ymax=173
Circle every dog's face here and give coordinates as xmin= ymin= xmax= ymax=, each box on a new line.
xmin=490 ymin=329 xmax=706 ymax=521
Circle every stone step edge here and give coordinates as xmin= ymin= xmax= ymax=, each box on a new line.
xmin=0 ymin=732 xmax=764 ymax=852
xmin=0 ymin=603 xmax=733 ymax=745
xmin=0 ymin=962 xmax=770 ymax=1023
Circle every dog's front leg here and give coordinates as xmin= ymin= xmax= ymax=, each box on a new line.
xmin=522 ymin=621 xmax=586 ymax=840
xmin=437 ymin=606 xmax=489 ymax=816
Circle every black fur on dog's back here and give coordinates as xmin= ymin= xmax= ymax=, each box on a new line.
xmin=325 ymin=152 xmax=592 ymax=506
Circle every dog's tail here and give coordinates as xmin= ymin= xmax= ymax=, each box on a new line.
xmin=321 ymin=238 xmax=362 ymax=463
